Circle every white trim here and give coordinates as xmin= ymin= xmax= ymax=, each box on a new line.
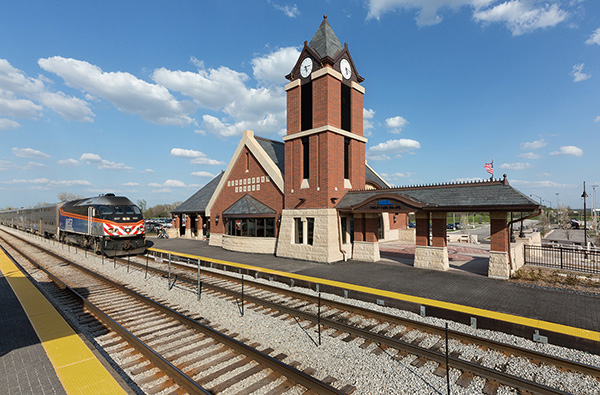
xmin=365 ymin=162 xmax=391 ymax=188
xmin=282 ymin=124 xmax=368 ymax=143
xmin=351 ymin=80 xmax=365 ymax=94
xmin=205 ymin=130 xmax=284 ymax=216
xmin=312 ymin=66 xmax=342 ymax=81
xmin=284 ymin=79 xmax=301 ymax=91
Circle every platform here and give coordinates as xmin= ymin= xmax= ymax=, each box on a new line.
xmin=0 ymin=246 xmax=128 ymax=395
xmin=149 ymin=237 xmax=600 ymax=345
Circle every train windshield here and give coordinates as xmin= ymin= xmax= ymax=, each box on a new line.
xmin=97 ymin=206 xmax=113 ymax=217
xmin=114 ymin=206 xmax=124 ymax=215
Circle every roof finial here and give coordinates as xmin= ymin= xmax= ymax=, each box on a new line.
xmin=323 ymin=14 xmax=327 ymax=19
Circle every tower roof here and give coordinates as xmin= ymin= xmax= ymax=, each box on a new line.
xmin=308 ymin=15 xmax=343 ymax=59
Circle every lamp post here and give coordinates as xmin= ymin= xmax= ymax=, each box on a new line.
xmin=555 ymin=193 xmax=560 ymax=208
xmin=530 ymin=194 xmax=542 ymax=205
xmin=592 ymin=185 xmax=598 ymax=227
xmin=582 ymin=182 xmax=588 ymax=248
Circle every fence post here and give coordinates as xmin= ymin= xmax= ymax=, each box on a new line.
xmin=560 ymin=247 xmax=563 ymax=270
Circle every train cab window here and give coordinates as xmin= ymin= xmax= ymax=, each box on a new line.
xmin=114 ymin=206 xmax=124 ymax=215
xmin=124 ymin=206 xmax=134 ymax=215
xmin=132 ymin=206 xmax=142 ymax=215
xmin=97 ymin=206 xmax=113 ymax=218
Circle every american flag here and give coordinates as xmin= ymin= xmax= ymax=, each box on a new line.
xmin=484 ymin=162 xmax=493 ymax=175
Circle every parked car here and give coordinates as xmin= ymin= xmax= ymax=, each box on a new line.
xmin=408 ymin=221 xmax=416 ymax=228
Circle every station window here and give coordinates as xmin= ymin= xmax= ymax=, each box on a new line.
xmin=344 ymin=137 xmax=350 ymax=179
xmin=225 ymin=218 xmax=276 ymax=237
xmin=294 ymin=217 xmax=314 ymax=245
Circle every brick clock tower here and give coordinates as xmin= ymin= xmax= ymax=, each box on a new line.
xmin=276 ymin=16 xmax=367 ymax=262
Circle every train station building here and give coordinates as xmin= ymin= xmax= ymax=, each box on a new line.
xmin=172 ymin=17 xmax=541 ymax=278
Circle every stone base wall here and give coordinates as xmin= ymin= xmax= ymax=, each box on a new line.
xmin=397 ymin=229 xmax=415 ymax=243
xmin=208 ymin=233 xmax=223 ymax=247
xmin=276 ymin=208 xmax=343 ymax=263
xmin=222 ymin=235 xmax=276 ymax=254
xmin=352 ymin=241 xmax=380 ymax=262
xmin=489 ymin=251 xmax=510 ymax=279
xmin=414 ymin=245 xmax=449 ymax=271
xmin=166 ymin=228 xmax=178 ymax=238
xmin=509 ymin=231 xmax=542 ymax=274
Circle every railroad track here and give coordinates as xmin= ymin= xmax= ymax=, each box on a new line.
xmin=0 ymin=230 xmax=349 ymax=395
xmin=125 ymin=249 xmax=600 ymax=394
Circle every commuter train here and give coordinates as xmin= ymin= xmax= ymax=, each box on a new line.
xmin=0 ymin=194 xmax=146 ymax=256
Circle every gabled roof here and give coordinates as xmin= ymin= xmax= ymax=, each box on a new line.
xmin=337 ymin=176 xmax=542 ymax=212
xmin=223 ymin=194 xmax=276 ymax=217
xmin=308 ymin=16 xmax=343 ymax=60
xmin=255 ymin=136 xmax=285 ymax=175
xmin=365 ymin=163 xmax=390 ymax=188
xmin=171 ymin=172 xmax=223 ymax=214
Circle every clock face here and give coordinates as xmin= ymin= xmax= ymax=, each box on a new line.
xmin=300 ymin=57 xmax=313 ymax=78
xmin=340 ymin=59 xmax=351 ymax=79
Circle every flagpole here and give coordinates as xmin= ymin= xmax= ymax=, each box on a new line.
xmin=490 ymin=159 xmax=493 ymax=180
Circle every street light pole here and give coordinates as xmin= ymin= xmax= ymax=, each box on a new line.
xmin=555 ymin=193 xmax=560 ymax=208
xmin=592 ymin=185 xmax=598 ymax=226
xmin=530 ymin=194 xmax=542 ymax=205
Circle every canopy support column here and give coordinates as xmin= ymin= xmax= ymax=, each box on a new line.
xmin=489 ymin=211 xmax=510 ymax=279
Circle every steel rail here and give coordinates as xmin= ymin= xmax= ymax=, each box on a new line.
xmin=1 ymin=230 xmax=345 ymax=395
xmin=141 ymin=251 xmax=600 ymax=379
xmin=133 ymin=254 xmax=590 ymax=393
xmin=0 ymin=235 xmax=212 ymax=395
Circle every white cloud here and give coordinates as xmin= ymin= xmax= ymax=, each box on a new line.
xmin=148 ymin=179 xmax=187 ymax=188
xmin=452 ymin=177 xmax=485 ymax=183
xmin=385 ymin=115 xmax=409 ymax=134
xmin=38 ymin=56 xmax=195 ymax=126
xmin=271 ymin=2 xmax=300 ymax=18
xmin=586 ymin=27 xmax=600 ymax=45
xmin=57 ymin=158 xmax=80 ymax=166
xmin=0 ymin=59 xmax=93 ymax=122
xmin=170 ymin=148 xmax=206 ymax=158
xmin=79 ymin=152 xmax=133 ymax=170
xmin=190 ymin=157 xmax=225 ymax=165
xmin=500 ymin=162 xmax=531 ymax=170
xmin=153 ymin=48 xmax=293 ymax=138
xmin=511 ymin=179 xmax=575 ymax=188
xmin=23 ymin=161 xmax=48 ymax=170
xmin=12 ymin=147 xmax=50 ymax=159
xmin=142 ymin=168 xmax=154 ymax=173
xmin=518 ymin=152 xmax=541 ymax=159
xmin=122 ymin=182 xmax=140 ymax=186
xmin=595 ymin=115 xmax=600 ymax=123
xmin=0 ymin=96 xmax=42 ymax=118
xmin=191 ymin=171 xmax=216 ymax=177
xmin=520 ymin=138 xmax=547 ymax=150
xmin=473 ymin=1 xmax=569 ymax=36
xmin=251 ymin=47 xmax=300 ymax=85
xmin=571 ymin=63 xmax=590 ymax=82
xmin=549 ymin=145 xmax=583 ymax=156
xmin=0 ymin=160 xmax=16 ymax=170
xmin=0 ymin=118 xmax=21 ymax=130
xmin=367 ymin=138 xmax=420 ymax=160
xmin=367 ymin=0 xmax=568 ymax=35
xmin=171 ymin=147 xmax=225 ymax=165
xmin=2 ymin=178 xmax=91 ymax=187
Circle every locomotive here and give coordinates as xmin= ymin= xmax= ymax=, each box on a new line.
xmin=0 ymin=194 xmax=146 ymax=256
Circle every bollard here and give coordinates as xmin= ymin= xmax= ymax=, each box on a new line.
xmin=168 ymin=252 xmax=171 ymax=290
xmin=197 ymin=257 xmax=201 ymax=301
xmin=318 ymin=292 xmax=322 ymax=346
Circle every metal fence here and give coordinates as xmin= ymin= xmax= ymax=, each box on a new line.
xmin=524 ymin=245 xmax=600 ymax=274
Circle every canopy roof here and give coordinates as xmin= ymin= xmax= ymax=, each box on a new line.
xmin=336 ymin=176 xmax=542 ymax=213
xmin=223 ymin=194 xmax=277 ymax=217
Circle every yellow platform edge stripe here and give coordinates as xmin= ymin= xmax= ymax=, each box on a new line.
xmin=149 ymin=247 xmax=600 ymax=342
xmin=0 ymin=249 xmax=127 ymax=395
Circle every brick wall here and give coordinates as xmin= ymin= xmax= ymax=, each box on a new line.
xmin=210 ymin=146 xmax=284 ymax=236
xmin=286 ymin=85 xmax=300 ymax=135
xmin=490 ymin=212 xmax=508 ymax=252
xmin=431 ymin=212 xmax=447 ymax=248
xmin=415 ymin=212 xmax=430 ymax=246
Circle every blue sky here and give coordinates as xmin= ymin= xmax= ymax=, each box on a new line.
xmin=1 ymin=0 xmax=599 ymax=210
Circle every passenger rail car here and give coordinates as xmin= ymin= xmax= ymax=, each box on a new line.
xmin=0 ymin=194 xmax=146 ymax=256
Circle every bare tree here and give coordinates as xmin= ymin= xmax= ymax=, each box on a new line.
xmin=136 ymin=199 xmax=147 ymax=213
xmin=537 ymin=209 xmax=551 ymax=236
